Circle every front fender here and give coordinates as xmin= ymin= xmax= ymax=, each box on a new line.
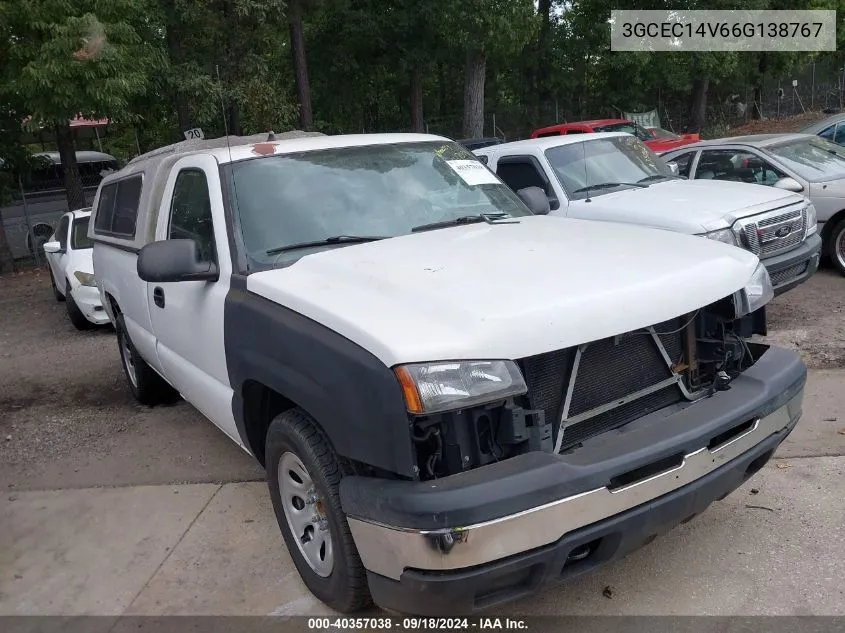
xmin=224 ymin=279 xmax=417 ymax=478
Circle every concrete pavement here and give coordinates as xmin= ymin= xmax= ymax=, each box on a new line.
xmin=1 ymin=370 xmax=844 ymax=616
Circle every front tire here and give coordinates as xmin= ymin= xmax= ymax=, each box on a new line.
xmin=65 ymin=281 xmax=93 ymax=330
xmin=49 ymin=268 xmax=64 ymax=301
xmin=266 ymin=409 xmax=371 ymax=613
xmin=115 ymin=312 xmax=179 ymax=405
xmin=829 ymin=218 xmax=845 ymax=277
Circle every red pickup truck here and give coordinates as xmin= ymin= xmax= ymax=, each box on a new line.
xmin=531 ymin=118 xmax=700 ymax=154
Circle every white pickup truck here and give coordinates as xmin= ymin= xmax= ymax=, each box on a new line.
xmin=90 ymin=132 xmax=806 ymax=615
xmin=474 ymin=132 xmax=822 ymax=296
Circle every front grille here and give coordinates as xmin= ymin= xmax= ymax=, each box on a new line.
xmin=770 ymin=262 xmax=808 ymax=286
xmin=517 ymin=318 xmax=685 ymax=452
xmin=741 ymin=206 xmax=805 ymax=257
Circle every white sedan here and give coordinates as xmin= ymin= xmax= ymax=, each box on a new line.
xmin=43 ymin=208 xmax=109 ymax=329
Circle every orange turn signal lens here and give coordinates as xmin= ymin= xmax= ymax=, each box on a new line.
xmin=394 ymin=366 xmax=424 ymax=414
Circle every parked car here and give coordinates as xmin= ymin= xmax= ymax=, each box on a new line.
xmin=90 ymin=131 xmax=805 ymax=615
xmin=646 ymin=126 xmax=701 ymax=150
xmin=799 ymin=112 xmax=845 ymax=147
xmin=475 ymin=132 xmax=822 ymax=296
xmin=0 ymin=151 xmax=118 ymax=259
xmin=531 ymin=118 xmax=701 ymax=153
xmin=661 ymin=134 xmax=845 ymax=276
xmin=42 ymin=208 xmax=109 ymax=329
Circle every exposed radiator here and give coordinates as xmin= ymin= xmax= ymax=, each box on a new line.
xmin=517 ymin=317 xmax=687 ymax=452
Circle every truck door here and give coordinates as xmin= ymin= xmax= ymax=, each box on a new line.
xmin=146 ymin=154 xmax=243 ymax=447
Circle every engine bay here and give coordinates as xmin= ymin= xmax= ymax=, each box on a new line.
xmin=410 ymin=299 xmax=769 ymax=481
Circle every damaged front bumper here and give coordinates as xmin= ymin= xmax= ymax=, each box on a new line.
xmin=339 ymin=346 xmax=806 ymax=615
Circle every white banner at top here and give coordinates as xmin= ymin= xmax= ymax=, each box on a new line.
xmin=624 ymin=110 xmax=661 ymax=129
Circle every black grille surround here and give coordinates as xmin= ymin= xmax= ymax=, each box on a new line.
xmin=517 ymin=318 xmax=687 ymax=452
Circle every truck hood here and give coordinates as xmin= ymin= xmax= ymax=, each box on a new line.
xmin=568 ymin=179 xmax=806 ymax=233
xmin=246 ymin=216 xmax=759 ymax=366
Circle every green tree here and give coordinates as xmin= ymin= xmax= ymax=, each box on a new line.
xmin=442 ymin=0 xmax=537 ymax=138
xmin=162 ymin=0 xmax=295 ymax=138
xmin=288 ymin=0 xmax=315 ymax=130
xmin=0 ymin=99 xmax=30 ymax=272
xmin=2 ymin=0 xmax=164 ymax=210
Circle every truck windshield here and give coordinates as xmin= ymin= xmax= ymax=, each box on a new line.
xmin=226 ymin=141 xmax=529 ymax=266
xmin=766 ymin=137 xmax=845 ymax=182
xmin=545 ymin=135 xmax=674 ymax=200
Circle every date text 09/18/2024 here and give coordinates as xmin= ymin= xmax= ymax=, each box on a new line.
xmin=307 ymin=617 xmax=529 ymax=630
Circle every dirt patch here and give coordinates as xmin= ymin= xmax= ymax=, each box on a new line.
xmin=0 ymin=269 xmax=263 ymax=491
xmin=759 ymin=268 xmax=845 ymax=369
xmin=726 ymin=111 xmax=830 ymax=136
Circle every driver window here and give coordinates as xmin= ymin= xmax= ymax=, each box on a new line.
xmin=168 ymin=169 xmax=217 ymax=264
xmin=668 ymin=152 xmax=694 ymax=178
xmin=496 ymin=160 xmax=548 ymax=194
xmin=695 ymin=150 xmax=785 ymax=186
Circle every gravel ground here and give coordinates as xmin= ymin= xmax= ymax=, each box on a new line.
xmin=725 ymin=110 xmax=829 ymax=136
xmin=0 ymin=264 xmax=842 ymax=492
xmin=759 ymin=268 xmax=845 ymax=368
xmin=0 ymin=267 xmax=263 ymax=492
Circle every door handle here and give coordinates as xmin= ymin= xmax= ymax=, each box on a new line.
xmin=153 ymin=286 xmax=165 ymax=308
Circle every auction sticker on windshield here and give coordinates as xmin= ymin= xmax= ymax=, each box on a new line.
xmin=447 ymin=160 xmax=501 ymax=186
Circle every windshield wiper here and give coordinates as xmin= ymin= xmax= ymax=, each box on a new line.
xmin=266 ymin=235 xmax=387 ymax=255
xmin=637 ymin=174 xmax=672 ymax=183
xmin=572 ymin=182 xmax=649 ymax=194
xmin=411 ymin=213 xmax=517 ymax=233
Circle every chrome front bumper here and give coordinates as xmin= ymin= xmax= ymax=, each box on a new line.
xmin=347 ymin=390 xmax=802 ymax=581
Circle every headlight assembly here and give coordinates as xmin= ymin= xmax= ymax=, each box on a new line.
xmin=805 ymin=203 xmax=818 ymax=237
xmin=394 ymin=360 xmax=527 ymax=414
xmin=73 ymin=271 xmax=97 ymax=287
xmin=734 ymin=262 xmax=774 ymax=317
xmin=704 ymin=228 xmax=738 ymax=246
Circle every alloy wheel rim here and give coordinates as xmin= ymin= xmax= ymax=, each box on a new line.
xmin=278 ymin=451 xmax=334 ymax=577
xmin=836 ymin=227 xmax=845 ymax=271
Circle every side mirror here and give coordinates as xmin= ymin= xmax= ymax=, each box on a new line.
xmin=666 ymin=161 xmax=680 ymax=176
xmin=516 ymin=186 xmax=551 ymax=215
xmin=137 ymin=239 xmax=218 ymax=283
xmin=43 ymin=241 xmax=62 ymax=254
xmin=773 ymin=177 xmax=803 ymax=193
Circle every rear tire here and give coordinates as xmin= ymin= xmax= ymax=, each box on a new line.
xmin=265 ymin=409 xmax=372 ymax=613
xmin=115 ymin=312 xmax=179 ymax=405
xmin=49 ymin=268 xmax=64 ymax=302
xmin=829 ymin=218 xmax=845 ymax=277
xmin=65 ymin=281 xmax=93 ymax=331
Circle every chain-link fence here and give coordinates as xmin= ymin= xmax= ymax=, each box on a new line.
xmin=1 ymin=155 xmax=114 ymax=264
xmin=413 ymin=58 xmax=845 ymax=142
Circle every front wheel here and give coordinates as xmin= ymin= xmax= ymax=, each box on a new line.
xmin=65 ymin=281 xmax=93 ymax=330
xmin=266 ymin=409 xmax=371 ymax=613
xmin=48 ymin=268 xmax=64 ymax=301
xmin=829 ymin=218 xmax=845 ymax=277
